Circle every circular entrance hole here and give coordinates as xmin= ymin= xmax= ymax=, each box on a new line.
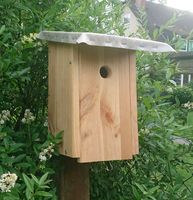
xmin=99 ymin=66 xmax=111 ymax=78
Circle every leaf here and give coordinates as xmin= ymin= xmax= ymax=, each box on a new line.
xmin=169 ymin=79 xmax=177 ymax=86
xmin=164 ymin=116 xmax=174 ymax=126
xmin=132 ymin=185 xmax=141 ymax=200
xmin=39 ymin=185 xmax=50 ymax=189
xmin=0 ymin=25 xmax=5 ymax=35
xmin=10 ymin=67 xmax=30 ymax=78
xmin=22 ymin=173 xmax=34 ymax=193
xmin=147 ymin=185 xmax=160 ymax=195
xmin=35 ymin=191 xmax=53 ymax=197
xmin=9 ymin=143 xmax=25 ymax=153
xmin=39 ymin=173 xmax=49 ymax=186
xmin=187 ymin=112 xmax=193 ymax=125
xmin=31 ymin=174 xmax=40 ymax=185
xmin=12 ymin=154 xmax=26 ymax=163
xmin=0 ymin=132 xmax=7 ymax=139
xmin=26 ymin=189 xmax=33 ymax=200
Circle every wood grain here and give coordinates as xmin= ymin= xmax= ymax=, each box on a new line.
xmin=129 ymin=51 xmax=139 ymax=155
xmin=48 ymin=43 xmax=80 ymax=158
xmin=48 ymin=43 xmax=138 ymax=162
xmin=59 ymin=156 xmax=89 ymax=200
xmin=78 ymin=45 xmax=136 ymax=162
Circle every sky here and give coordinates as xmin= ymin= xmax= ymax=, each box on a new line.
xmin=167 ymin=0 xmax=193 ymax=12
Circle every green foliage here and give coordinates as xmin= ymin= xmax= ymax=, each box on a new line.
xmin=0 ymin=109 xmax=62 ymax=197
xmin=187 ymin=80 xmax=193 ymax=91
xmin=187 ymin=112 xmax=193 ymax=125
xmin=22 ymin=173 xmax=56 ymax=200
xmin=1 ymin=0 xmax=193 ymax=199
xmin=170 ymin=86 xmax=193 ymax=105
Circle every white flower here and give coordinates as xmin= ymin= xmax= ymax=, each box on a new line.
xmin=21 ymin=33 xmax=37 ymax=44
xmin=182 ymin=102 xmax=193 ymax=110
xmin=0 ymin=172 xmax=17 ymax=192
xmin=21 ymin=118 xmax=26 ymax=124
xmin=0 ymin=119 xmax=5 ymax=125
xmin=30 ymin=116 xmax=35 ymax=122
xmin=21 ymin=109 xmax=35 ymax=124
xmin=39 ymin=143 xmax=55 ymax=162
xmin=43 ymin=149 xmax=48 ymax=154
xmin=2 ymin=110 xmax=10 ymax=117
xmin=43 ymin=119 xmax=48 ymax=127
xmin=39 ymin=153 xmax=47 ymax=162
xmin=0 ymin=110 xmax=11 ymax=125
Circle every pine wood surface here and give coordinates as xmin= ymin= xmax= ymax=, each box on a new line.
xmin=78 ymin=45 xmax=134 ymax=162
xmin=129 ymin=52 xmax=139 ymax=155
xmin=48 ymin=43 xmax=80 ymax=157
xmin=48 ymin=43 xmax=138 ymax=163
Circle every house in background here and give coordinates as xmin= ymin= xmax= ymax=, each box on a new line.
xmin=123 ymin=0 xmax=193 ymax=86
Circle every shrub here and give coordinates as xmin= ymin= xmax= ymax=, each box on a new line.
xmin=1 ymin=0 xmax=193 ymax=199
xmin=170 ymin=86 xmax=193 ymax=105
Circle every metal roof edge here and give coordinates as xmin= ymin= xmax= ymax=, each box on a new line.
xmin=37 ymin=31 xmax=175 ymax=53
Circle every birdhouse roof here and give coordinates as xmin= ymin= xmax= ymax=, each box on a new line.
xmin=37 ymin=31 xmax=175 ymax=53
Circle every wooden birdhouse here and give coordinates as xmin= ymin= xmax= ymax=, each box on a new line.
xmin=37 ymin=32 xmax=174 ymax=163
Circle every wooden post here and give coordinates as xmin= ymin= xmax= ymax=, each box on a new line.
xmin=59 ymin=156 xmax=90 ymax=200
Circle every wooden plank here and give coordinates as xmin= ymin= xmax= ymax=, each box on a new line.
xmin=78 ymin=45 xmax=104 ymax=162
xmin=129 ymin=51 xmax=139 ymax=154
xmin=59 ymin=156 xmax=89 ymax=200
xmin=100 ymin=48 xmax=122 ymax=160
xmin=118 ymin=50 xmax=133 ymax=159
xmin=78 ymin=45 xmax=134 ymax=162
xmin=48 ymin=43 xmax=80 ymax=158
xmin=71 ymin=45 xmax=80 ymax=156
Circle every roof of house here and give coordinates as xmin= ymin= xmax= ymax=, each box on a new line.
xmin=170 ymin=51 xmax=193 ymax=60
xmin=131 ymin=1 xmax=193 ymax=38
xmin=145 ymin=2 xmax=193 ymax=37
xmin=129 ymin=1 xmax=193 ymax=61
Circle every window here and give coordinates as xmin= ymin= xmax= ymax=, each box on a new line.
xmin=179 ymin=38 xmax=188 ymax=51
xmin=188 ymin=40 xmax=193 ymax=51
xmin=174 ymin=73 xmax=193 ymax=87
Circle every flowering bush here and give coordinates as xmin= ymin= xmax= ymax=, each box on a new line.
xmin=0 ymin=108 xmax=61 ymax=199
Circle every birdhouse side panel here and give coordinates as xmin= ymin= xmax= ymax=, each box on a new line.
xmin=129 ymin=52 xmax=139 ymax=154
xmin=48 ymin=42 xmax=80 ymax=158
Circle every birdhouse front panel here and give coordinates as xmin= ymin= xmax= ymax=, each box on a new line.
xmin=78 ymin=45 xmax=138 ymax=162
